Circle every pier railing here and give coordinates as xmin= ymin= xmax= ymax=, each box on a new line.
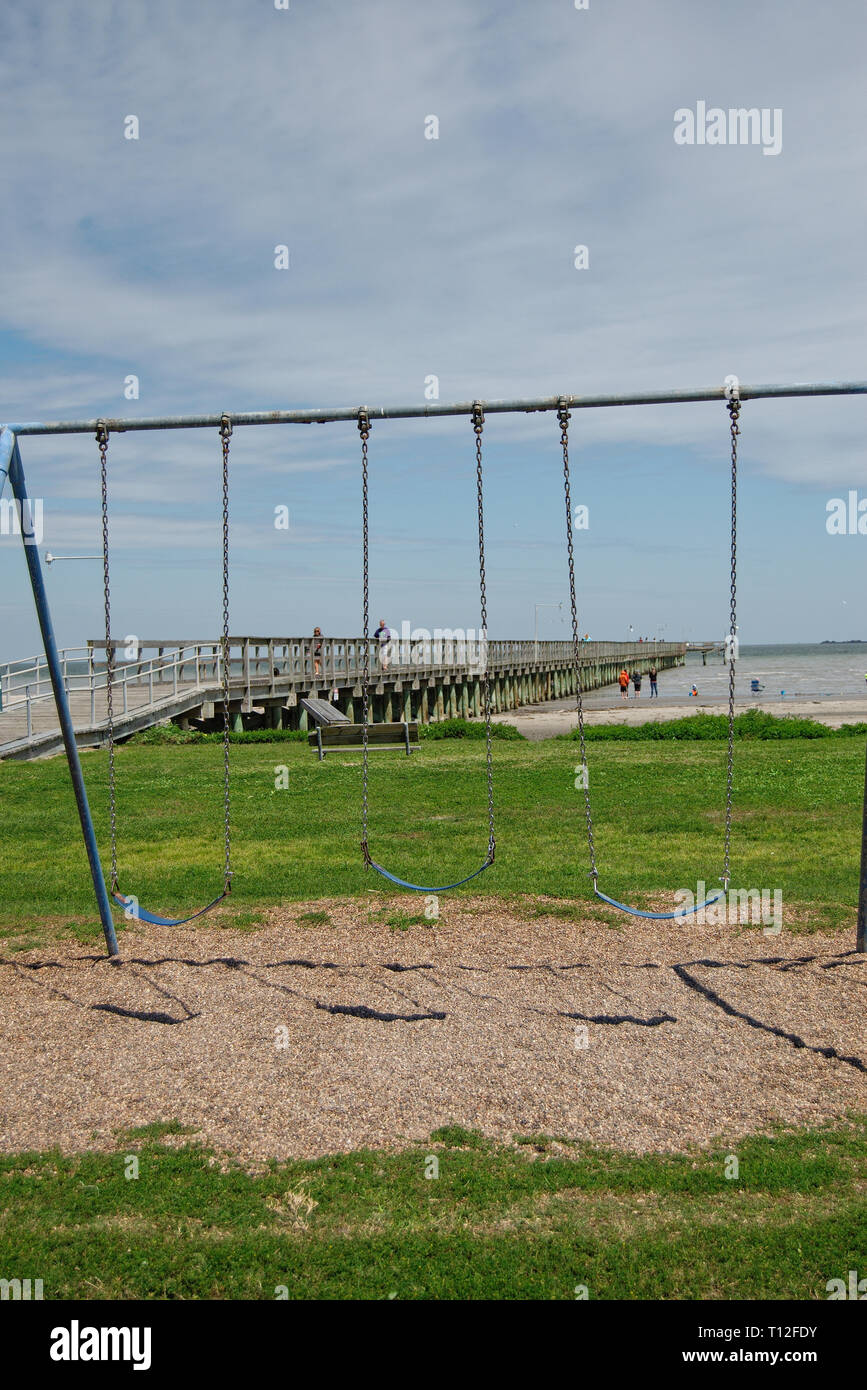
xmin=82 ymin=636 xmax=688 ymax=696
xmin=0 ymin=643 xmax=224 ymax=728
xmin=2 ymin=637 xmax=687 ymax=705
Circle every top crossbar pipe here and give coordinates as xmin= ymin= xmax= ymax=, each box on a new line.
xmin=4 ymin=381 xmax=867 ymax=436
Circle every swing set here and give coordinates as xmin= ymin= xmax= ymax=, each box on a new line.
xmin=2 ymin=377 xmax=866 ymax=959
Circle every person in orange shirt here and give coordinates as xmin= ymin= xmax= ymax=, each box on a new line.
xmin=618 ymin=668 xmax=629 ymax=700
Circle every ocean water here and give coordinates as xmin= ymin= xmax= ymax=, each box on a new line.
xmin=584 ymin=643 xmax=867 ymax=706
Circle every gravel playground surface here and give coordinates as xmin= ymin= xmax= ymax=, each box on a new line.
xmin=1 ymin=899 xmax=864 ymax=1162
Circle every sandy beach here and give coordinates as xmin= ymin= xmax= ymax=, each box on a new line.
xmin=491 ymin=694 xmax=867 ymax=740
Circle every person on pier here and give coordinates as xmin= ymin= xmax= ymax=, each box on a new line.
xmin=373 ymin=618 xmax=392 ymax=671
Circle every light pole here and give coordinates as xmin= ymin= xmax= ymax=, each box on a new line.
xmin=534 ymin=602 xmax=563 ymax=661
xmin=44 ymin=553 xmax=101 ymax=565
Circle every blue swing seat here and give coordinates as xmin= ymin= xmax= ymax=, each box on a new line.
xmin=112 ymin=890 xmax=228 ymax=926
xmin=365 ymin=858 xmax=493 ymax=894
xmin=593 ymin=885 xmax=724 ymax=921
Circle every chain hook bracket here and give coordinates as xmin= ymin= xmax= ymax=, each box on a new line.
xmin=725 ymin=375 xmax=741 ymax=430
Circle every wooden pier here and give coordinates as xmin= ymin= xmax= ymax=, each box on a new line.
xmin=0 ymin=637 xmax=687 ymax=760
xmin=687 ymin=641 xmax=727 ymax=665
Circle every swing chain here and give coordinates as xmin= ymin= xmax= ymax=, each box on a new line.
xmin=97 ymin=421 xmax=118 ymax=891
xmin=473 ymin=403 xmax=496 ymax=863
xmin=358 ymin=408 xmax=372 ymax=867
xmin=220 ymin=415 xmax=233 ymax=892
xmin=559 ymin=399 xmax=597 ymax=881
xmin=723 ymin=393 xmax=740 ymax=890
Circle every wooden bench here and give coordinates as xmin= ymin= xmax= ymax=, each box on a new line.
xmin=300 ymin=696 xmax=351 ymax=727
xmin=309 ymin=721 xmax=419 ymax=760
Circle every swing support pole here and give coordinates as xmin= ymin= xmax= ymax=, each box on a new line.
xmin=2 ymin=430 xmax=119 ymax=958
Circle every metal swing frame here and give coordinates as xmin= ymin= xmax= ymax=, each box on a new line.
xmin=3 ymin=377 xmax=867 ymax=957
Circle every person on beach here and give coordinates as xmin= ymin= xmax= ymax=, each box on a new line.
xmin=649 ymin=665 xmax=658 ymax=698
xmin=631 ymin=669 xmax=642 ymax=697
xmin=619 ymin=668 xmax=629 ymax=699
xmin=373 ymin=618 xmax=391 ymax=670
xmin=312 ymin=626 xmax=323 ymax=677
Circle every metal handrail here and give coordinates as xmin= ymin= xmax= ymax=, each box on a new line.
xmin=0 ymin=645 xmax=92 ymax=700
xmin=0 ymin=643 xmax=217 ymax=713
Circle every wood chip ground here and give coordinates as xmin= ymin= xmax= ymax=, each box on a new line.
xmin=1 ymin=899 xmax=864 ymax=1160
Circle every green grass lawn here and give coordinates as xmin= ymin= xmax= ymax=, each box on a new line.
xmin=2 ymin=1121 xmax=864 ymax=1300
xmin=0 ymin=733 xmax=862 ymax=941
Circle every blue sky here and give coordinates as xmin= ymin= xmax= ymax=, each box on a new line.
xmin=1 ymin=0 xmax=866 ymax=653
